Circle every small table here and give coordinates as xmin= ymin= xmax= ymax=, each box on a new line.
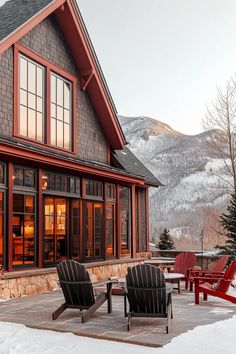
xmin=164 ymin=273 xmax=185 ymax=294
xmin=144 ymin=258 xmax=175 ymax=270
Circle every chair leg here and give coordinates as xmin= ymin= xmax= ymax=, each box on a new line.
xmin=178 ymin=280 xmax=181 ymax=294
xmin=203 ymin=292 xmax=208 ymax=301
xmin=52 ymin=303 xmax=67 ymax=320
xmin=127 ymin=312 xmax=132 ymax=331
xmin=124 ymin=292 xmax=128 ymax=317
xmin=195 ymin=279 xmax=200 ymax=304
xmin=106 ymin=282 xmax=112 ymax=313
xmin=166 ymin=305 xmax=171 ymax=334
xmin=190 ymin=281 xmax=193 ymax=292
xmin=82 ymin=293 xmax=106 ymax=323
xmin=185 ymin=280 xmax=188 ymax=289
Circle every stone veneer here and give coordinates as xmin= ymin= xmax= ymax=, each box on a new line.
xmin=0 ymin=259 xmax=143 ymax=301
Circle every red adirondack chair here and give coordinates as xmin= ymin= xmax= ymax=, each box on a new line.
xmin=188 ymin=255 xmax=229 ymax=291
xmin=194 ymin=259 xmax=236 ymax=304
xmin=167 ymin=252 xmax=196 ymax=289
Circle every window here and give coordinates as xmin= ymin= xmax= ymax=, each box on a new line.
xmin=12 ymin=194 xmax=35 ymax=266
xmin=44 ymin=197 xmax=67 ymax=263
xmin=106 ymin=183 xmax=116 ymax=201
xmin=106 ymin=203 xmax=115 ymax=257
xmin=71 ymin=200 xmax=81 ymax=259
xmin=85 ymin=180 xmax=103 ymax=199
xmin=85 ymin=202 xmax=103 ymax=258
xmin=50 ymin=73 xmax=72 ymax=150
xmin=13 ymin=166 xmax=36 ymax=189
xmin=120 ymin=186 xmax=131 ymax=255
xmin=0 ymin=163 xmax=5 ymax=185
xmin=42 ymin=171 xmax=80 ymax=196
xmin=19 ymin=55 xmax=45 ymax=142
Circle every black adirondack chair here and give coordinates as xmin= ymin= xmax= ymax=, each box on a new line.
xmin=124 ymin=264 xmax=173 ymax=333
xmin=52 ymin=260 xmax=112 ymax=323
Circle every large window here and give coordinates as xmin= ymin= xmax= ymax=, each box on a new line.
xmin=120 ymin=186 xmax=131 ymax=255
xmin=106 ymin=203 xmax=115 ymax=257
xmin=19 ymin=55 xmax=45 ymax=142
xmin=71 ymin=200 xmax=81 ymax=259
xmin=85 ymin=202 xmax=103 ymax=258
xmin=12 ymin=194 xmax=35 ymax=266
xmin=50 ymin=73 xmax=72 ymax=150
xmin=13 ymin=166 xmax=36 ymax=189
xmin=85 ymin=180 xmax=103 ymax=199
xmin=44 ymin=197 xmax=67 ymax=263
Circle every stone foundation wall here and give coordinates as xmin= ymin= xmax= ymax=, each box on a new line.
xmin=0 ymin=259 xmax=143 ymax=301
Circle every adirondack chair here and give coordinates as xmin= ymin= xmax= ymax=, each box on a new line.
xmin=188 ymin=255 xmax=229 ymax=292
xmin=52 ymin=260 xmax=112 ymax=323
xmin=124 ymin=264 xmax=173 ymax=333
xmin=166 ymin=252 xmax=196 ymax=290
xmin=194 ymin=259 xmax=236 ymax=304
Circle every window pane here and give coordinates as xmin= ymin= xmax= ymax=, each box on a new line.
xmin=64 ymin=124 xmax=70 ymax=150
xmin=28 ymin=109 xmax=36 ymax=139
xmin=28 ymin=62 xmax=36 ymax=94
xmin=37 ymin=113 xmax=43 ymax=142
xmin=20 ymin=89 xmax=27 ymax=106
xmin=0 ymin=191 xmax=4 ymax=211
xmin=51 ymin=103 xmax=56 ymax=118
xmin=25 ymin=195 xmax=34 ymax=213
xmin=57 ymin=120 xmax=63 ymax=147
xmin=56 ymin=78 xmax=63 ymax=106
xmin=0 ymin=164 xmax=4 ymax=185
xmin=13 ymin=194 xmax=24 ymax=212
xmin=64 ymin=109 xmax=70 ymax=124
xmin=50 ymin=118 xmax=56 ymax=145
xmin=28 ymin=93 xmax=36 ymax=110
xmin=37 ymin=97 xmax=43 ymax=113
xmin=57 ymin=106 xmax=63 ymax=121
xmin=64 ymin=82 xmax=70 ymax=109
xmin=19 ymin=106 xmax=27 ymax=136
xmin=37 ymin=67 xmax=43 ymax=97
xmin=51 ymin=75 xmax=56 ymax=103
xmin=24 ymin=170 xmax=35 ymax=188
xmin=20 ymin=57 xmax=27 ymax=90
xmin=14 ymin=168 xmax=24 ymax=186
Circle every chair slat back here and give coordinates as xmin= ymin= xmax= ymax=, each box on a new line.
xmin=214 ymin=255 xmax=229 ymax=272
xmin=126 ymin=264 xmax=167 ymax=314
xmin=215 ymin=259 xmax=236 ymax=293
xmin=174 ymin=252 xmax=196 ymax=276
xmin=57 ymin=260 xmax=95 ymax=307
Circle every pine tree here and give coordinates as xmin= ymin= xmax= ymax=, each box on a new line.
xmin=216 ymin=194 xmax=236 ymax=261
xmin=157 ymin=228 xmax=175 ymax=250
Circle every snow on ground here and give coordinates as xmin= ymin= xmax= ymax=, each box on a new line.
xmin=1 ymin=315 xmax=236 ymax=354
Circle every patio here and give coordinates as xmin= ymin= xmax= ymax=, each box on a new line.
xmin=0 ymin=286 xmax=236 ymax=348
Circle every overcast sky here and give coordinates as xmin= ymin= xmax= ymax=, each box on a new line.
xmin=1 ymin=0 xmax=236 ymax=134
xmin=77 ymin=0 xmax=236 ymax=135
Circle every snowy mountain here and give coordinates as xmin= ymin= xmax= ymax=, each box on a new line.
xmin=119 ymin=115 xmax=230 ymax=250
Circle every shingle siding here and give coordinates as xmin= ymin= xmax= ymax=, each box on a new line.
xmin=0 ymin=14 xmax=108 ymax=164
xmin=0 ymin=47 xmax=14 ymax=137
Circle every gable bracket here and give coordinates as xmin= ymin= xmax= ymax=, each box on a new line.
xmin=80 ymin=69 xmax=94 ymax=91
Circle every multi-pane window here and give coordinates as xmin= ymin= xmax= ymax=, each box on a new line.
xmin=50 ymin=73 xmax=72 ymax=150
xmin=13 ymin=166 xmax=36 ymax=189
xmin=85 ymin=180 xmax=103 ymax=199
xmin=12 ymin=194 xmax=35 ymax=266
xmin=106 ymin=183 xmax=116 ymax=201
xmin=0 ymin=163 xmax=5 ymax=185
xmin=0 ymin=192 xmax=4 ymax=267
xmin=19 ymin=55 xmax=44 ymax=142
xmin=42 ymin=171 xmax=80 ymax=195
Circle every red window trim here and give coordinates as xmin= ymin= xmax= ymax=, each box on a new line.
xmin=13 ymin=43 xmax=77 ymax=156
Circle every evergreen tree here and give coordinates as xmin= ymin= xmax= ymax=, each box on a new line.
xmin=157 ymin=228 xmax=175 ymax=250
xmin=216 ymin=194 xmax=236 ymax=261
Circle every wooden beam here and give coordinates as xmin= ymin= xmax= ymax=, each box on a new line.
xmin=38 ymin=169 xmax=43 ymax=268
xmin=7 ymin=163 xmax=13 ymax=272
xmin=131 ymin=185 xmax=136 ymax=258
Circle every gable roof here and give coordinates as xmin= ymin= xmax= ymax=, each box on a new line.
xmin=0 ymin=0 xmax=126 ymax=149
xmin=113 ymin=146 xmax=162 ymax=187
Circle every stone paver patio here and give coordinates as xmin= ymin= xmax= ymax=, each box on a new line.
xmin=0 ymin=287 xmax=236 ymax=347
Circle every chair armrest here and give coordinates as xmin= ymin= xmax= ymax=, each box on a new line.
xmin=92 ymin=280 xmax=112 ymax=288
xmin=193 ymin=275 xmax=223 ymax=282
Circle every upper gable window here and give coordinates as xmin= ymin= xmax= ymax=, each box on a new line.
xmin=19 ymin=55 xmax=45 ymax=142
xmin=50 ymin=73 xmax=72 ymax=150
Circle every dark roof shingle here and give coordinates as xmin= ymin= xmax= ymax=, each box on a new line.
xmin=0 ymin=0 xmax=53 ymax=42
xmin=113 ymin=146 xmax=162 ymax=187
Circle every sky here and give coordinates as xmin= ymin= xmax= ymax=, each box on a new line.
xmin=1 ymin=0 xmax=236 ymax=134
xmin=76 ymin=0 xmax=236 ymax=135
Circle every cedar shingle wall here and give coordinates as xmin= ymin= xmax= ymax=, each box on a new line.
xmin=0 ymin=14 xmax=108 ymax=164
xmin=0 ymin=47 xmax=13 ymax=137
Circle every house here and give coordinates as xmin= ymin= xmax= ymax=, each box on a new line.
xmin=0 ymin=0 xmax=161 ymax=275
